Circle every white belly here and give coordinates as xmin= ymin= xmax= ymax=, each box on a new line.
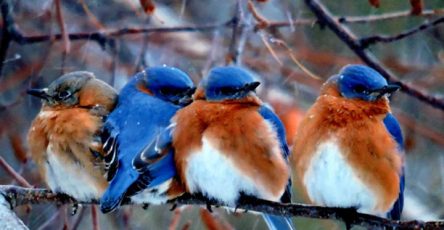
xmin=45 ymin=145 xmax=102 ymax=201
xmin=303 ymin=139 xmax=381 ymax=215
xmin=130 ymin=179 xmax=171 ymax=205
xmin=185 ymin=137 xmax=267 ymax=206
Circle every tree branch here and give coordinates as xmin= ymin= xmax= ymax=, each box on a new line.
xmin=360 ymin=16 xmax=444 ymax=48
xmin=304 ymin=0 xmax=444 ymax=110
xmin=0 ymin=0 xmax=14 ymax=78
xmin=0 ymin=157 xmax=32 ymax=188
xmin=338 ymin=9 xmax=444 ymax=24
xmin=1 ymin=185 xmax=443 ymax=229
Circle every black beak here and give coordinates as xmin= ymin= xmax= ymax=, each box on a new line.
xmin=244 ymin=81 xmax=261 ymax=91
xmin=371 ymin=84 xmax=400 ymax=98
xmin=27 ymin=88 xmax=50 ymax=100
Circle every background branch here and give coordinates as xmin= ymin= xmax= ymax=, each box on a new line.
xmin=360 ymin=16 xmax=444 ymax=48
xmin=1 ymin=185 xmax=443 ymax=229
xmin=304 ymin=0 xmax=444 ymax=110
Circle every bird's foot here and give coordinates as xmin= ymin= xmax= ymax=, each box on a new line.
xmin=339 ymin=207 xmax=358 ymax=230
xmin=70 ymin=203 xmax=81 ymax=216
xmin=235 ymin=194 xmax=257 ymax=213
xmin=169 ymin=203 xmax=177 ymax=211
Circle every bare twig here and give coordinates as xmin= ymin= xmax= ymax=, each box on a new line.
xmin=91 ymin=206 xmax=100 ymax=230
xmin=0 ymin=0 xmax=14 ymax=78
xmin=71 ymin=207 xmax=86 ymax=230
xmin=338 ymin=9 xmax=444 ymax=24
xmin=359 ymin=16 xmax=444 ymax=48
xmin=304 ymin=0 xmax=444 ymax=110
xmin=54 ymin=0 xmax=70 ymax=54
xmin=227 ymin=0 xmax=244 ymax=65
xmin=1 ymin=186 xmax=443 ymax=229
xmin=11 ymin=22 xmax=233 ymax=49
xmin=0 ymin=157 xmax=32 ymax=188
xmin=168 ymin=207 xmax=184 ymax=230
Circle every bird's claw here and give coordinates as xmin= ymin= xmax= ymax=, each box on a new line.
xmin=169 ymin=203 xmax=178 ymax=211
xmin=70 ymin=203 xmax=80 ymax=215
xmin=206 ymin=202 xmax=213 ymax=213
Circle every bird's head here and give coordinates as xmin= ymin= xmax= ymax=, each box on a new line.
xmin=336 ymin=64 xmax=400 ymax=102
xmin=137 ymin=66 xmax=195 ymax=106
xmin=199 ymin=66 xmax=260 ymax=102
xmin=27 ymin=71 xmax=117 ymax=111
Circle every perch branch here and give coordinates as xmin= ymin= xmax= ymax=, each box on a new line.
xmin=1 ymin=185 xmax=443 ymax=229
xmin=304 ymin=0 xmax=444 ymax=110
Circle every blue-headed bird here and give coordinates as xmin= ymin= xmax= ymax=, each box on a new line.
xmin=291 ymin=64 xmax=404 ymax=220
xmin=99 ymin=66 xmax=195 ymax=213
xmin=136 ymin=66 xmax=293 ymax=230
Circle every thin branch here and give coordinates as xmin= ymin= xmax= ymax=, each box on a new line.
xmin=54 ymin=0 xmax=70 ymax=54
xmin=10 ymin=20 xmax=235 ymax=49
xmin=360 ymin=16 xmax=444 ymax=48
xmin=304 ymin=0 xmax=444 ymax=110
xmin=0 ymin=0 xmax=14 ymax=78
xmin=0 ymin=157 xmax=32 ymax=188
xmin=226 ymin=0 xmax=244 ymax=65
xmin=1 ymin=186 xmax=443 ymax=229
xmin=91 ymin=206 xmax=100 ymax=230
xmin=338 ymin=9 xmax=444 ymax=24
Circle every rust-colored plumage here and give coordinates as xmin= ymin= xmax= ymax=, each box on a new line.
xmin=291 ymin=82 xmax=403 ymax=213
xmin=173 ymin=94 xmax=289 ymax=200
xmin=27 ymin=72 xmax=117 ymax=199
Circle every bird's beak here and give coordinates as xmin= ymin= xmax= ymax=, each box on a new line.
xmin=370 ymin=84 xmax=401 ymax=98
xmin=27 ymin=88 xmax=51 ymax=101
xmin=178 ymin=87 xmax=196 ymax=106
xmin=244 ymin=81 xmax=261 ymax=91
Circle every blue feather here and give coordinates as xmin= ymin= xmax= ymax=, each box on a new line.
xmin=258 ymin=105 xmax=289 ymax=158
xmin=258 ymin=105 xmax=294 ymax=230
xmin=100 ymin=67 xmax=193 ymax=213
xmin=383 ymin=113 xmax=404 ymax=220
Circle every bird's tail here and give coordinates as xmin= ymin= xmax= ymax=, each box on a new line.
xmin=100 ymin=168 xmax=137 ymax=213
xmin=262 ymin=214 xmax=294 ymax=230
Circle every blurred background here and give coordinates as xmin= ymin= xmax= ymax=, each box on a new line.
xmin=0 ymin=0 xmax=443 ymax=229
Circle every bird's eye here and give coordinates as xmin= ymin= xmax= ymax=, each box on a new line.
xmin=57 ymin=91 xmax=71 ymax=100
xmin=220 ymin=87 xmax=236 ymax=95
xmin=354 ymin=85 xmax=367 ymax=94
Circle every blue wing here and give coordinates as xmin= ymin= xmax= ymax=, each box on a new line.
xmin=258 ymin=105 xmax=294 ymax=230
xmin=132 ymin=124 xmax=177 ymax=188
xmin=383 ymin=113 xmax=404 ymax=220
xmin=100 ymin=90 xmax=179 ymax=213
xmin=258 ymin=105 xmax=289 ymax=158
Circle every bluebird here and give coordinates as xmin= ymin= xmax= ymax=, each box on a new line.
xmin=27 ymin=71 xmax=117 ymax=201
xmin=136 ymin=66 xmax=293 ymax=230
xmin=99 ymin=66 xmax=195 ymax=213
xmin=291 ymin=64 xmax=404 ymax=220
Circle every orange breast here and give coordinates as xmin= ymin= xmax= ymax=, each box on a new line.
xmin=291 ymin=86 xmax=403 ymax=212
xmin=173 ymin=99 xmax=289 ymax=198
xmin=27 ymin=108 xmax=108 ymax=191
